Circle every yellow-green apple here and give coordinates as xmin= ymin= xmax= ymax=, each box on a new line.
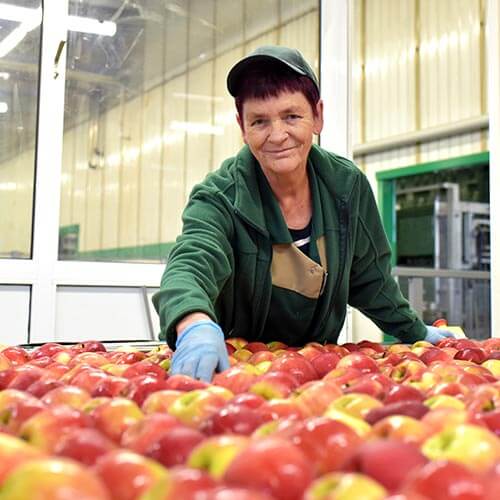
xmin=248 ymin=350 xmax=276 ymax=365
xmin=387 ymin=344 xmax=412 ymax=354
xmin=91 ymin=375 xmax=129 ymax=397
xmin=232 ymin=349 xmax=253 ymax=362
xmin=482 ymin=359 xmax=500 ymax=376
xmin=205 ymin=385 xmax=233 ymax=400
xmin=187 ymin=434 xmax=249 ymax=479
xmin=389 ymin=360 xmax=426 ymax=383
xmin=0 ymin=457 xmax=110 ymax=499
xmin=266 ymin=340 xmax=287 ymax=352
xmin=137 ymin=466 xmax=216 ymax=500
xmin=371 ymin=415 xmax=431 ymax=444
xmin=365 ymin=400 xmax=429 ymax=425
xmin=1 ymin=346 xmax=29 ymax=366
xmin=226 ymin=338 xmax=248 ymax=351
xmin=120 ymin=375 xmax=168 ymax=406
xmin=164 ymin=374 xmax=209 ymax=391
xmin=400 ymin=460 xmax=486 ymax=500
xmin=141 ymin=389 xmax=183 ymax=414
xmin=93 ymin=449 xmax=168 ymax=500
xmin=284 ymin=416 xmax=363 ymax=475
xmin=20 ymin=404 xmax=93 ymax=452
xmin=293 ymin=379 xmax=343 ymax=416
xmin=100 ymin=363 xmax=128 ymax=376
xmin=223 ymin=437 xmax=314 ymax=500
xmin=322 ymin=408 xmax=372 ymax=438
xmin=0 ymin=388 xmax=46 ymax=432
xmin=326 ymin=392 xmax=382 ymax=420
xmin=304 ymin=472 xmax=387 ymax=500
xmin=41 ymin=385 xmax=91 ymax=410
xmin=200 ymin=402 xmax=265 ymax=436
xmin=51 ymin=350 xmax=73 ymax=365
xmin=120 ymin=412 xmax=181 ymax=453
xmin=212 ymin=364 xmax=260 ymax=394
xmin=268 ymin=353 xmax=318 ymax=385
xmin=297 ymin=345 xmax=324 ymax=362
xmin=90 ymin=397 xmax=144 ymax=442
xmin=53 ymin=427 xmax=115 ymax=466
xmin=383 ymin=384 xmax=424 ymax=404
xmin=422 ymin=424 xmax=500 ymax=471
xmin=459 ymin=362 xmax=496 ymax=382
xmin=144 ymin=425 xmax=205 ymax=467
xmin=81 ymin=397 xmax=111 ymax=413
xmin=423 ymin=394 xmax=466 ymax=410
xmin=408 ymin=371 xmax=441 ymax=392
xmin=335 ymin=353 xmax=379 ymax=374
xmin=168 ymin=389 xmax=227 ymax=428
xmin=249 ymin=370 xmax=300 ymax=399
xmin=343 ymin=439 xmax=428 ymax=493
xmin=0 ymin=432 xmax=46 ymax=484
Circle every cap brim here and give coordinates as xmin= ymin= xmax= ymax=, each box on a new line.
xmin=226 ymin=54 xmax=308 ymax=97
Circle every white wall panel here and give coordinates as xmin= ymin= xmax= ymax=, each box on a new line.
xmin=60 ymin=130 xmax=75 ymax=228
xmin=161 ymin=77 xmax=187 ymax=243
xmin=55 ymin=286 xmax=153 ymax=342
xmin=102 ymin=106 xmax=122 ymax=250
xmin=139 ymin=87 xmax=162 ymax=246
xmin=72 ymin=123 xmax=89 ymax=250
xmin=118 ymin=97 xmax=142 ymax=248
xmin=0 ymin=285 xmax=30 ymax=345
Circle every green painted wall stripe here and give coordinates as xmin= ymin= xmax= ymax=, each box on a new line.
xmin=376 ymin=151 xmax=489 ymax=181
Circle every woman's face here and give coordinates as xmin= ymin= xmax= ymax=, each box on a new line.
xmin=238 ymin=91 xmax=323 ymax=180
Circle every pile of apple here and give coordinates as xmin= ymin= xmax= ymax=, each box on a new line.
xmin=0 ymin=336 xmax=499 ymax=499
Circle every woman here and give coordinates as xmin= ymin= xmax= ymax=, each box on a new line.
xmin=153 ymin=46 xmax=453 ymax=382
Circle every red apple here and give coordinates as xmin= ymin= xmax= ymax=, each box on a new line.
xmin=383 ymin=384 xmax=424 ymax=404
xmin=200 ymin=403 xmax=264 ymax=436
xmin=120 ymin=412 xmax=180 ymax=453
xmin=310 ymin=352 xmax=341 ymax=377
xmin=142 ymin=389 xmax=183 ymax=414
xmin=122 ymin=361 xmax=166 ymax=380
xmin=256 ymin=398 xmax=305 ymax=422
xmin=401 ymin=460 xmax=485 ymax=500
xmin=120 ymin=375 xmax=168 ymax=406
xmin=293 ymin=379 xmax=343 ymax=416
xmin=365 ymin=400 xmax=429 ymax=425
xmin=164 ymin=374 xmax=209 ymax=391
xmin=336 ymin=352 xmax=379 ymax=373
xmin=343 ymin=439 xmax=428 ymax=492
xmin=144 ymin=425 xmax=205 ymax=467
xmin=454 ymin=348 xmax=489 ymax=364
xmin=372 ymin=415 xmax=432 ymax=445
xmin=74 ymin=340 xmax=107 ymax=352
xmin=91 ymin=375 xmax=129 ymax=398
xmin=228 ymin=392 xmax=266 ymax=409
xmin=26 ymin=378 xmax=64 ymax=398
xmin=53 ymin=427 xmax=115 ymax=466
xmin=93 ymin=449 xmax=167 ymax=500
xmin=202 ymin=487 xmax=275 ymax=500
xmin=8 ymin=365 xmax=46 ymax=390
xmin=269 ymin=353 xmax=318 ymax=385
xmin=223 ymin=437 xmax=314 ymax=500
xmin=286 ymin=416 xmax=363 ymax=474
xmin=1 ymin=346 xmax=30 ymax=365
xmin=41 ymin=385 xmax=91 ymax=410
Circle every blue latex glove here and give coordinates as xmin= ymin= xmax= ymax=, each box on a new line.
xmin=424 ymin=325 xmax=456 ymax=345
xmin=170 ymin=319 xmax=230 ymax=382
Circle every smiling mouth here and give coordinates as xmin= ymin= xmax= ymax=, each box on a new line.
xmin=265 ymin=147 xmax=295 ymax=154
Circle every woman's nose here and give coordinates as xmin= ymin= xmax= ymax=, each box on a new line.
xmin=267 ymin=119 xmax=288 ymax=142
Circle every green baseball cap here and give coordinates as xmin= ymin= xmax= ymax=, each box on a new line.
xmin=226 ymin=45 xmax=319 ymax=97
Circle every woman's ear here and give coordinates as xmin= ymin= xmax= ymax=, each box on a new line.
xmin=236 ymin=113 xmax=248 ymax=144
xmin=313 ymin=99 xmax=324 ymax=135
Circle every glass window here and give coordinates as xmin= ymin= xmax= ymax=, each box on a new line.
xmin=59 ymin=0 xmax=319 ymax=262
xmin=0 ymin=1 xmax=42 ymax=259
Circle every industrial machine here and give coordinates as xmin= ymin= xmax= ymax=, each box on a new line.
xmin=393 ymin=172 xmax=491 ymax=340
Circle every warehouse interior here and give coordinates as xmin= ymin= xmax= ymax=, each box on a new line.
xmin=0 ymin=0 xmax=499 ymax=344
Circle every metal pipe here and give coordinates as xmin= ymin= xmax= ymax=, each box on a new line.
xmin=393 ymin=267 xmax=490 ymax=280
xmin=353 ymin=115 xmax=489 ymax=157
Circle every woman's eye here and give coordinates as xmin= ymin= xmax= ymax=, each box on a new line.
xmin=251 ymin=119 xmax=265 ymax=127
xmin=286 ymin=114 xmax=301 ymax=121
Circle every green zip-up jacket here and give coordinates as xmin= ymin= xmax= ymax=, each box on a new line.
xmin=153 ymin=144 xmax=427 ymax=349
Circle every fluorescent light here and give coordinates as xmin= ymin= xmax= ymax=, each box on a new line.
xmin=0 ymin=4 xmax=40 ymax=23
xmin=0 ymin=72 xmax=9 ymax=79
xmin=0 ymin=101 xmax=7 ymax=113
xmin=67 ymin=15 xmax=116 ymax=37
